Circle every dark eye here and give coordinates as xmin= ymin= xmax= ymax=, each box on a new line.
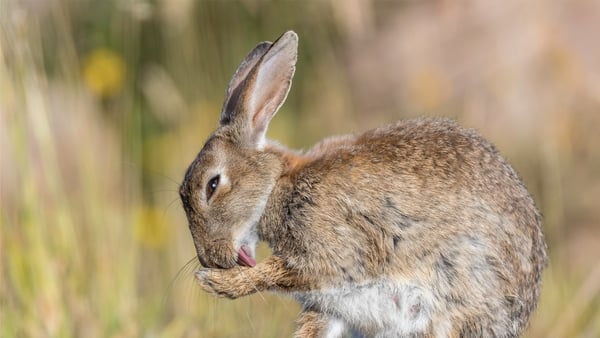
xmin=206 ymin=175 xmax=220 ymax=201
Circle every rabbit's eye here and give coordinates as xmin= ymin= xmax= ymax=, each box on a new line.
xmin=206 ymin=175 xmax=220 ymax=201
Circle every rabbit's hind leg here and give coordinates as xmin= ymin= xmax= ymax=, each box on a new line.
xmin=294 ymin=310 xmax=347 ymax=338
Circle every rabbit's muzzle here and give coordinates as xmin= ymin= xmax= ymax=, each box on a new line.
xmin=196 ymin=239 xmax=238 ymax=269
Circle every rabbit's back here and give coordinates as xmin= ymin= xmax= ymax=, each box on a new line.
xmin=268 ymin=118 xmax=546 ymax=337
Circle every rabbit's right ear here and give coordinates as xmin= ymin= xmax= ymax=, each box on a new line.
xmin=219 ymin=31 xmax=298 ymax=149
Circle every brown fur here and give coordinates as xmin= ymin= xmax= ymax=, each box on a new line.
xmin=180 ymin=31 xmax=548 ymax=337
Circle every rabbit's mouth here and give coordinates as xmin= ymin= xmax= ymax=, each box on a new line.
xmin=237 ymin=245 xmax=256 ymax=267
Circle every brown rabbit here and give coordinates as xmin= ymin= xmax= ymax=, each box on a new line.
xmin=179 ymin=31 xmax=548 ymax=337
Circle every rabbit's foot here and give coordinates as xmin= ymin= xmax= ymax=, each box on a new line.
xmin=196 ymin=255 xmax=315 ymax=298
xmin=196 ymin=267 xmax=256 ymax=299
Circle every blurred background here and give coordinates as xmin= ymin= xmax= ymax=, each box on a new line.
xmin=1 ymin=0 xmax=599 ymax=337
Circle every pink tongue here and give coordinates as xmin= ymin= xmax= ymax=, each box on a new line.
xmin=237 ymin=246 xmax=256 ymax=267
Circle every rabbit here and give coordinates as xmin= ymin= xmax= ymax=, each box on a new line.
xmin=179 ymin=31 xmax=548 ymax=338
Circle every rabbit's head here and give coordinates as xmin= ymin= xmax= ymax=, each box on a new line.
xmin=179 ymin=31 xmax=298 ymax=269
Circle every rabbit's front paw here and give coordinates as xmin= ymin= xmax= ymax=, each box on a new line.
xmin=195 ymin=267 xmax=254 ymax=299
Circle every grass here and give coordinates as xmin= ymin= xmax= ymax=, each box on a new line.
xmin=1 ymin=0 xmax=599 ymax=337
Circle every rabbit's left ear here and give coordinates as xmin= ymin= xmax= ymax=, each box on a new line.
xmin=219 ymin=31 xmax=298 ymax=149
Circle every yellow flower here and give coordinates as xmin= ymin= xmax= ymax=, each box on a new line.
xmin=82 ymin=48 xmax=126 ymax=98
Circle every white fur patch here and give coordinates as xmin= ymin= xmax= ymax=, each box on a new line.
xmin=255 ymin=135 xmax=266 ymax=151
xmin=296 ymin=280 xmax=436 ymax=337
xmin=325 ymin=318 xmax=345 ymax=338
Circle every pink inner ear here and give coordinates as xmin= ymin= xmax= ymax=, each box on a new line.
xmin=252 ymin=96 xmax=276 ymax=128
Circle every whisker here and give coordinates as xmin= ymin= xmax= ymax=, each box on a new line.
xmin=150 ymin=188 xmax=181 ymax=194
xmin=123 ymin=161 xmax=182 ymax=188
xmin=161 ymin=196 xmax=184 ymax=219
xmin=146 ymin=167 xmax=182 ymax=187
xmin=244 ymin=297 xmax=257 ymax=334
xmin=162 ymin=256 xmax=200 ymax=306
xmin=185 ymin=260 xmax=203 ymax=311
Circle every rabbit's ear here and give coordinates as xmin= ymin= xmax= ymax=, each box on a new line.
xmin=221 ymin=41 xmax=272 ymax=117
xmin=219 ymin=31 xmax=298 ymax=148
